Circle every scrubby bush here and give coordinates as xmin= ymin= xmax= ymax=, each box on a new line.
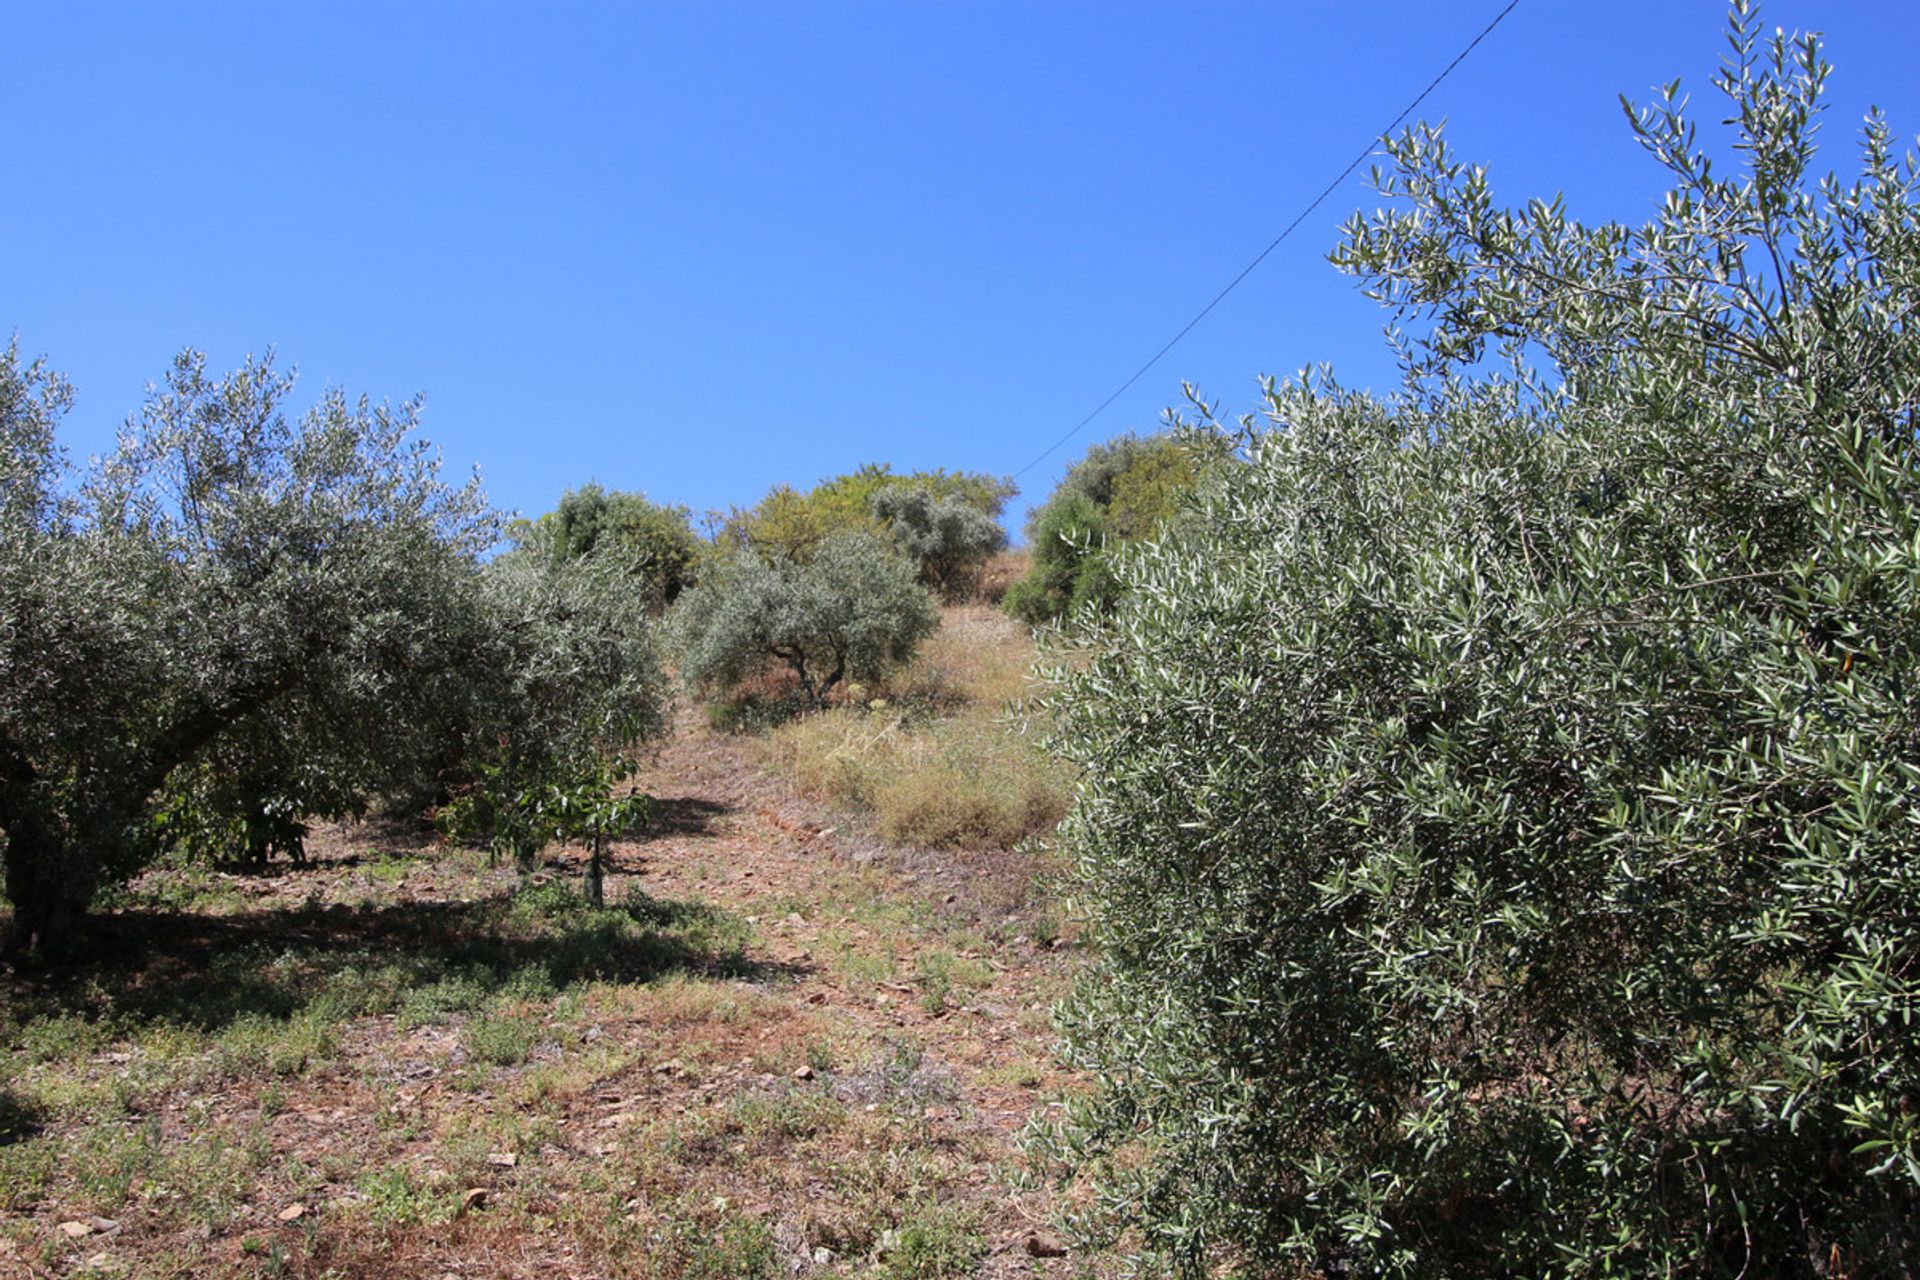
xmin=513 ymin=482 xmax=700 ymax=607
xmin=871 ymin=485 xmax=1007 ymax=598
xmin=722 ymin=463 xmax=1014 ymax=564
xmin=1002 ymin=493 xmax=1116 ymax=626
xmin=1024 ymin=432 xmax=1196 ymax=540
xmin=1006 ymin=432 xmax=1210 ymax=627
xmin=670 ymin=530 xmax=937 ymax=707
xmin=1039 ymin=10 xmax=1920 ymax=1276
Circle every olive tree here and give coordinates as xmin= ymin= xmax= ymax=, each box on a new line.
xmin=2 ymin=346 xmax=497 ymax=956
xmin=1038 ymin=8 xmax=1920 ymax=1275
xmin=870 ymin=484 xmax=1006 ymax=598
xmin=669 ymin=530 xmax=937 ymax=707
xmin=512 ymin=482 xmax=701 ymax=608
xmin=434 ymin=545 xmax=667 ymax=874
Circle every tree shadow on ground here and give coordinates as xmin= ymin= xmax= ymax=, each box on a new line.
xmin=643 ymin=795 xmax=731 ymax=838
xmin=0 ymin=1084 xmax=42 ymax=1145
xmin=1 ymin=885 xmax=809 ymax=1034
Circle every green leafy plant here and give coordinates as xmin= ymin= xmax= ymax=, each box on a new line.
xmin=510 ymin=482 xmax=701 ymax=608
xmin=1005 ymin=432 xmax=1213 ymax=627
xmin=721 ymin=462 xmax=1014 ymax=564
xmin=1038 ymin=7 xmax=1920 ymax=1275
xmin=539 ymin=755 xmax=652 ymax=908
xmin=670 ymin=529 xmax=938 ymax=708
xmin=439 ymin=753 xmax=650 ymax=906
xmin=871 ymin=484 xmax=1007 ymax=599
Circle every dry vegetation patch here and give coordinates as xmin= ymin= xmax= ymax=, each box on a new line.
xmin=759 ymin=605 xmax=1072 ymax=853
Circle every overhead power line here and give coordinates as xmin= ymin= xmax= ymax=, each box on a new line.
xmin=1012 ymin=0 xmax=1525 ymax=480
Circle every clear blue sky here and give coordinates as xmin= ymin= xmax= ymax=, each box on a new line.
xmin=7 ymin=2 xmax=1920 ymax=537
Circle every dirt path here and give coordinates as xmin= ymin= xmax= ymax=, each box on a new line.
xmin=596 ymin=712 xmax=1085 ymax=1273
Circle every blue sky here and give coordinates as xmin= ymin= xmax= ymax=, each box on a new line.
xmin=7 ymin=1 xmax=1920 ymax=537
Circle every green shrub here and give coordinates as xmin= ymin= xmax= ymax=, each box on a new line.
xmin=1005 ymin=431 xmax=1214 ymax=629
xmin=1003 ymin=493 xmax=1114 ymax=626
xmin=871 ymin=485 xmax=1007 ymax=598
xmin=881 ymin=1202 xmax=984 ymax=1280
xmin=1040 ymin=9 xmax=1920 ymax=1276
xmin=511 ymin=482 xmax=701 ymax=608
xmin=722 ymin=463 xmax=1015 ymax=562
xmin=463 ymin=1012 xmax=540 ymax=1067
xmin=670 ymin=530 xmax=938 ymax=707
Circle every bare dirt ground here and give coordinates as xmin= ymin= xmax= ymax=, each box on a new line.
xmin=0 ymin=712 xmax=1095 ymax=1280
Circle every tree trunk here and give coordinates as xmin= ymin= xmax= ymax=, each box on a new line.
xmin=1 ymin=817 xmax=87 ymax=962
xmin=583 ymin=833 xmax=604 ymax=908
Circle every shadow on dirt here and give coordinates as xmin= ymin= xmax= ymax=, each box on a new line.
xmin=1 ymin=883 xmax=809 ymax=1033
xmin=644 ymin=795 xmax=732 ymax=838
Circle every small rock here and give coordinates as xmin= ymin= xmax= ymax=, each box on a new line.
xmin=57 ymin=1220 xmax=93 ymax=1239
xmin=486 ymin=1151 xmax=518 ymax=1168
xmin=88 ymin=1217 xmax=120 ymax=1235
xmin=276 ymin=1204 xmax=307 ymax=1222
xmin=811 ymin=1246 xmax=835 ymax=1265
xmin=85 ymin=1253 xmax=111 ymax=1270
xmin=461 ymin=1187 xmax=489 ymax=1214
xmin=1025 ymin=1233 xmax=1069 ymax=1258
xmin=793 ymin=1064 xmax=815 ymax=1081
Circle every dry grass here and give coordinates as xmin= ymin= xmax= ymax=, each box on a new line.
xmin=969 ymin=550 xmax=1028 ymax=606
xmin=762 ymin=605 xmax=1071 ymax=852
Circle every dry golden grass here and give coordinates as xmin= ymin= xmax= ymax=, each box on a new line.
xmin=970 ymin=549 xmax=1028 ymax=605
xmin=763 ymin=605 xmax=1071 ymax=852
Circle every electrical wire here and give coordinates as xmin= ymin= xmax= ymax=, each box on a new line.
xmin=1011 ymin=0 xmax=1526 ymax=479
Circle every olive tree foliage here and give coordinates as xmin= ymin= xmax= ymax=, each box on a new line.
xmin=870 ymin=484 xmax=1006 ymax=598
xmin=668 ymin=530 xmax=937 ymax=707
xmin=510 ymin=482 xmax=701 ymax=608
xmin=1006 ymin=431 xmax=1212 ymax=627
xmin=1036 ymin=10 xmax=1920 ymax=1277
xmin=435 ymin=546 xmax=667 ymax=872
xmin=0 ymin=345 xmax=660 ymax=955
